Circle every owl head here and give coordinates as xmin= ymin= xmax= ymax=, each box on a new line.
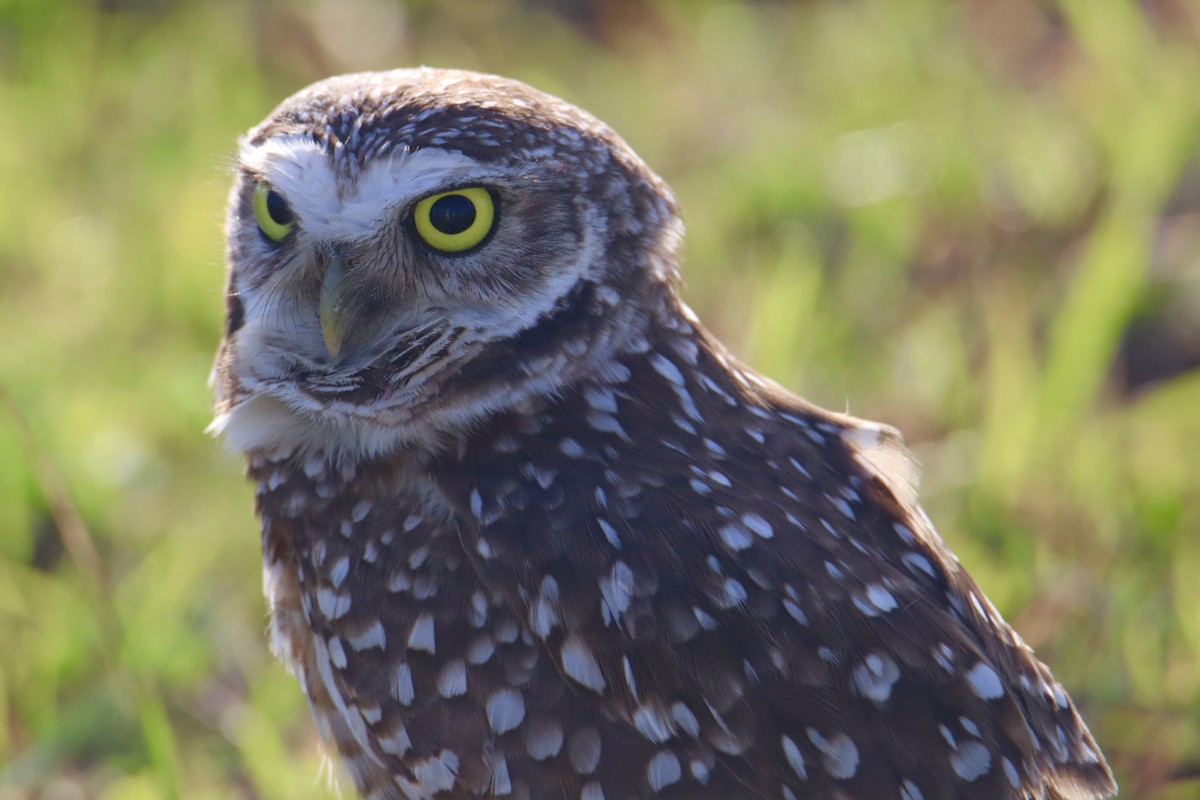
xmin=212 ymin=68 xmax=682 ymax=456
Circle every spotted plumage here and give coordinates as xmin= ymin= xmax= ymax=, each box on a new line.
xmin=211 ymin=68 xmax=1116 ymax=800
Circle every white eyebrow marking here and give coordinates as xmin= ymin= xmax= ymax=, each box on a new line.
xmin=239 ymin=135 xmax=481 ymax=241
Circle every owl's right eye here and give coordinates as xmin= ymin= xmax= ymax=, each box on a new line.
xmin=253 ymin=182 xmax=296 ymax=242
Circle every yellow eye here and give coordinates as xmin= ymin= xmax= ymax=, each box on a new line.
xmin=253 ymin=182 xmax=296 ymax=242
xmin=412 ymin=187 xmax=496 ymax=253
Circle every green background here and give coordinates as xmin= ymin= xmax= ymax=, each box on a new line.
xmin=1 ymin=1 xmax=1198 ymax=797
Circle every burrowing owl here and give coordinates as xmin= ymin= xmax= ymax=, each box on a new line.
xmin=211 ymin=68 xmax=1116 ymax=800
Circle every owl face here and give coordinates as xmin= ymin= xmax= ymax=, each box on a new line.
xmin=213 ymin=69 xmax=681 ymax=456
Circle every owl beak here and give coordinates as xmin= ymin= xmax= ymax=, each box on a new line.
xmin=318 ymin=252 xmax=350 ymax=359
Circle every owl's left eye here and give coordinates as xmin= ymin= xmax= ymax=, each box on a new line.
xmin=253 ymin=182 xmax=296 ymax=242
xmin=412 ymin=187 xmax=497 ymax=253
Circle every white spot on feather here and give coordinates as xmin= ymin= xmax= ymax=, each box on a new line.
xmin=649 ymin=353 xmax=685 ymax=386
xmin=561 ymin=635 xmax=606 ymax=692
xmin=491 ymin=758 xmax=512 ymax=795
xmin=407 ymin=612 xmax=436 ymax=653
xmin=647 ymin=750 xmax=682 ymax=791
xmin=742 ymin=512 xmax=774 ymax=538
xmin=317 ymin=587 xmax=351 ymax=620
xmin=715 ymin=578 xmax=747 ymax=608
xmin=671 ymin=702 xmax=699 ymax=737
xmin=378 ymin=725 xmax=412 ymax=757
xmin=1002 ymin=757 xmax=1020 ymax=788
xmin=939 ymin=724 xmax=957 ymax=749
xmin=391 ymin=663 xmax=414 ymax=705
xmin=524 ymin=717 xmax=564 ymax=760
xmin=866 ymin=584 xmax=897 ymax=613
xmin=560 ymin=437 xmax=586 ymax=458
xmin=635 ymin=705 xmax=674 ymax=742
xmin=467 ymin=635 xmax=495 ymax=665
xmin=529 ymin=575 xmax=561 ymax=639
xmin=387 ymin=570 xmax=411 ymax=593
xmin=487 ymin=688 xmax=525 ymax=734
xmin=783 ymin=599 xmax=808 ymax=625
xmin=327 ymin=636 xmax=347 ymax=668
xmin=329 ymin=556 xmax=350 ymax=587
xmin=570 ymin=726 xmax=602 ymax=774
xmin=949 ymin=741 xmax=992 ymax=781
xmin=719 ymin=523 xmax=753 ymax=551
xmin=600 ymin=561 xmax=634 ymax=625
xmin=400 ymin=749 xmax=459 ymax=796
xmin=902 ymin=551 xmax=936 ymax=578
xmin=622 ymin=655 xmax=639 ymax=700
xmin=806 ymin=728 xmax=859 ymax=779
xmin=348 ymin=620 xmax=386 ymax=651
xmin=597 ymin=518 xmax=622 ymax=548
xmin=438 ymin=659 xmax=468 ymax=697
xmin=468 ymin=590 xmax=488 ymax=627
xmin=966 ymin=662 xmax=1005 ymax=700
xmin=781 ymin=735 xmax=807 ymax=780
xmin=852 ymin=652 xmax=900 ymax=703
xmin=408 ymin=546 xmax=429 ymax=570
xmin=584 ymin=386 xmax=619 ymax=413
xmin=934 ymin=642 xmax=955 ymax=672
xmin=587 ymin=412 xmax=627 ymax=438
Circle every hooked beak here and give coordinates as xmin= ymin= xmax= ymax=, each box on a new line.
xmin=318 ymin=252 xmax=351 ymax=359
xmin=316 ymin=246 xmax=397 ymax=365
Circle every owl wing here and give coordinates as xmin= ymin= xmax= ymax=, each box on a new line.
xmin=437 ymin=342 xmax=1114 ymax=800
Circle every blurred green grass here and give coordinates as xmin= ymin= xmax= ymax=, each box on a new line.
xmin=1 ymin=0 xmax=1198 ymax=797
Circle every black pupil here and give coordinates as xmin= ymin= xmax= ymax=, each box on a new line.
xmin=265 ymin=190 xmax=293 ymax=225
xmin=429 ymin=194 xmax=477 ymax=235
